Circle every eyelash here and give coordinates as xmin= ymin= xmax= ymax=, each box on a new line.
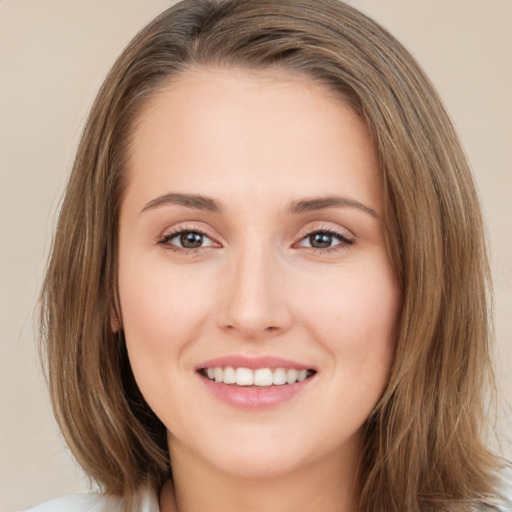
xmin=157 ymin=227 xmax=354 ymax=254
xmin=157 ymin=225 xmax=218 ymax=254
xmin=296 ymin=228 xmax=355 ymax=253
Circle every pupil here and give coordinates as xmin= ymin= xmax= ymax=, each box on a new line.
xmin=310 ymin=233 xmax=332 ymax=248
xmin=180 ymin=232 xmax=203 ymax=248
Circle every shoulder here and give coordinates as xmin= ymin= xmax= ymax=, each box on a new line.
xmin=20 ymin=493 xmax=122 ymax=512
xmin=479 ymin=461 xmax=512 ymax=511
xmin=19 ymin=486 xmax=159 ymax=512
xmin=496 ymin=461 xmax=512 ymax=505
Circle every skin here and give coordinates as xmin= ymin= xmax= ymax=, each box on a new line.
xmin=116 ymin=67 xmax=400 ymax=512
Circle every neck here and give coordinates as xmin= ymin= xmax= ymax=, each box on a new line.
xmin=160 ymin=440 xmax=360 ymax=512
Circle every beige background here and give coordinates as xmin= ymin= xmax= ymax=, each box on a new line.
xmin=1 ymin=1 xmax=511 ymax=510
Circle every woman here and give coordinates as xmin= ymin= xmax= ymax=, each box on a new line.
xmin=28 ymin=0 xmax=511 ymax=510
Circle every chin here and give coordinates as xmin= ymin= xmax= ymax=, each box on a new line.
xmin=209 ymin=449 xmax=306 ymax=480
xmin=192 ymin=425 xmax=338 ymax=480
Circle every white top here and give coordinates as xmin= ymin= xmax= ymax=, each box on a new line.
xmin=20 ymin=465 xmax=512 ymax=512
xmin=20 ymin=487 xmax=158 ymax=512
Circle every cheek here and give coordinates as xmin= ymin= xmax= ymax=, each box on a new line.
xmin=117 ymin=264 xmax=217 ymax=425
xmin=307 ymin=263 xmax=398 ymax=335
xmin=117 ymin=261 xmax=216 ymax=364
xmin=299 ymin=257 xmax=399 ymax=378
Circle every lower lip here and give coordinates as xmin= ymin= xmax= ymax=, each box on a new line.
xmin=199 ymin=373 xmax=314 ymax=410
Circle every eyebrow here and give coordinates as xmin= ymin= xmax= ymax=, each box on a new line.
xmin=141 ymin=192 xmax=377 ymax=218
xmin=141 ymin=193 xmax=220 ymax=213
xmin=289 ymin=196 xmax=378 ymax=217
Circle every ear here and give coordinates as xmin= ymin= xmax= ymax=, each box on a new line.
xmin=111 ymin=308 xmax=123 ymax=332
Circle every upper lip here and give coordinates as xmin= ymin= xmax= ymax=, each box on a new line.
xmin=196 ymin=355 xmax=315 ymax=371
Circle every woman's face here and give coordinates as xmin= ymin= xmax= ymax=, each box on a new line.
xmin=117 ymin=68 xmax=400 ymax=479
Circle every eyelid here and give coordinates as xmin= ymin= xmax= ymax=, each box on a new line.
xmin=292 ymin=224 xmax=355 ymax=252
xmin=166 ymin=231 xmax=216 ymax=248
xmin=156 ymin=223 xmax=222 ymax=251
xmin=295 ymin=222 xmax=355 ymax=241
xmin=154 ymin=222 xmax=354 ymax=254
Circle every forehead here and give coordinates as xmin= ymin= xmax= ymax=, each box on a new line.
xmin=123 ymin=66 xmax=382 ymax=214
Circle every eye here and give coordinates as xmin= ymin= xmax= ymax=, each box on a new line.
xmin=159 ymin=229 xmax=218 ymax=250
xmin=297 ymin=230 xmax=354 ymax=250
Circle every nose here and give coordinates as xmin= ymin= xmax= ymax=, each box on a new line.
xmin=216 ymin=246 xmax=293 ymax=339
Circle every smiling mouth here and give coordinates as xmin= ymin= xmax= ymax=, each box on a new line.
xmin=199 ymin=367 xmax=316 ymax=387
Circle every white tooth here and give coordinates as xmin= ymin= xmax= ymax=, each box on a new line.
xmin=235 ymin=367 xmax=254 ymax=386
xmin=286 ymin=369 xmax=299 ymax=384
xmin=214 ymin=367 xmax=223 ymax=382
xmin=297 ymin=369 xmax=307 ymax=382
xmin=254 ymin=368 xmax=273 ymax=387
xmin=206 ymin=368 xmax=215 ymax=379
xmin=223 ymin=366 xmax=236 ymax=384
xmin=273 ymin=368 xmax=287 ymax=385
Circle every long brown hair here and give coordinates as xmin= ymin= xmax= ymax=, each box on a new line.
xmin=40 ymin=1 xmax=504 ymax=510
